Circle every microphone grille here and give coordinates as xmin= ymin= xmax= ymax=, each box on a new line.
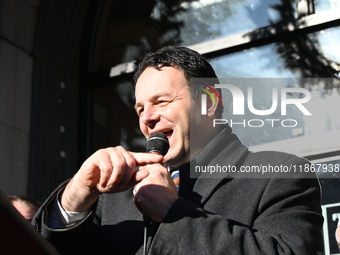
xmin=145 ymin=132 xmax=169 ymax=156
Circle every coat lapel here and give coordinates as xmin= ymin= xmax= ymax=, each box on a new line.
xmin=187 ymin=128 xmax=249 ymax=206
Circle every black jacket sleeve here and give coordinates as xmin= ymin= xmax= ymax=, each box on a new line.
xmin=31 ymin=180 xmax=101 ymax=255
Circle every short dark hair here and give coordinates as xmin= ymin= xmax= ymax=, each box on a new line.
xmin=134 ymin=46 xmax=223 ymax=118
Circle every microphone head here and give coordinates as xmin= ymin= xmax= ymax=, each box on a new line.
xmin=146 ymin=132 xmax=169 ymax=156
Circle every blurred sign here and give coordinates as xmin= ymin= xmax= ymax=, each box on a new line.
xmin=322 ymin=202 xmax=340 ymax=254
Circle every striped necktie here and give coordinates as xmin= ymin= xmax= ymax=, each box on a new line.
xmin=169 ymin=168 xmax=180 ymax=191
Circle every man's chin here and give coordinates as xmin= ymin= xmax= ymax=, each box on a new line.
xmin=163 ymin=155 xmax=176 ymax=167
xmin=164 ymin=153 xmax=188 ymax=168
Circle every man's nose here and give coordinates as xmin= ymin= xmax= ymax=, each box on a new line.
xmin=140 ymin=106 xmax=160 ymax=125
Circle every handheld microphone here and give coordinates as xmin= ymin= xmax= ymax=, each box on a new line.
xmin=143 ymin=133 xmax=169 ymax=255
xmin=145 ymin=132 xmax=169 ymax=156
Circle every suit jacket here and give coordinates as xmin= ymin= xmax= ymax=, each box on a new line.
xmin=33 ymin=127 xmax=324 ymax=254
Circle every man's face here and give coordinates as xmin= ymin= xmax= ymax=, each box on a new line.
xmin=135 ymin=66 xmax=193 ymax=166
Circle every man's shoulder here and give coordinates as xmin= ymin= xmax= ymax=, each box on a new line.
xmin=245 ymin=150 xmax=309 ymax=165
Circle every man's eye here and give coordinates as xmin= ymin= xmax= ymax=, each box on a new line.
xmin=158 ymin=100 xmax=168 ymax=105
xmin=137 ymin=108 xmax=144 ymax=116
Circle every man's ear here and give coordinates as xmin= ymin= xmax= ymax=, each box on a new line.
xmin=206 ymin=88 xmax=220 ymax=118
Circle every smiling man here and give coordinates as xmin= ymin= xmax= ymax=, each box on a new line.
xmin=33 ymin=46 xmax=324 ymax=254
xmin=135 ymin=66 xmax=192 ymax=166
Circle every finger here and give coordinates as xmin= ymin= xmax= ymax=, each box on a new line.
xmin=124 ymin=167 xmax=149 ymax=191
xmin=107 ymin=152 xmax=162 ymax=191
xmin=131 ymin=152 xmax=164 ymax=166
xmin=134 ymin=167 xmax=150 ymax=182
xmin=141 ymin=163 xmax=168 ymax=174
xmin=107 ymin=149 xmax=138 ymax=190
xmin=107 ymin=147 xmax=136 ymax=191
xmin=105 ymin=151 xmax=162 ymax=190
xmin=92 ymin=150 xmax=116 ymax=189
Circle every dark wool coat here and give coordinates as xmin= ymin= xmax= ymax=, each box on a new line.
xmin=33 ymin=127 xmax=324 ymax=255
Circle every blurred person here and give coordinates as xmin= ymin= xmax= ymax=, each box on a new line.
xmin=8 ymin=195 xmax=40 ymax=220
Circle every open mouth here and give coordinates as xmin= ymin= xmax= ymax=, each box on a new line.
xmin=161 ymin=130 xmax=173 ymax=140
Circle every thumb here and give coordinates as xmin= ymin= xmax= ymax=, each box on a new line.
xmin=123 ymin=167 xmax=150 ymax=190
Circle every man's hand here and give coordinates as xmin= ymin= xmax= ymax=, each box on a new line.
xmin=60 ymin=146 xmax=164 ymax=212
xmin=133 ymin=164 xmax=179 ymax=222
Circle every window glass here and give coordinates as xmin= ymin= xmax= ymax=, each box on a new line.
xmin=210 ymin=26 xmax=340 ymax=79
xmin=315 ymin=0 xmax=340 ymax=12
xmin=175 ymin=0 xmax=292 ymax=46
xmin=92 ymin=0 xmax=189 ymax=71
xmin=209 ymin=27 xmax=340 ymax=146
xmin=210 ymin=46 xmax=297 ymax=79
xmin=92 ymin=0 xmax=295 ymax=71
